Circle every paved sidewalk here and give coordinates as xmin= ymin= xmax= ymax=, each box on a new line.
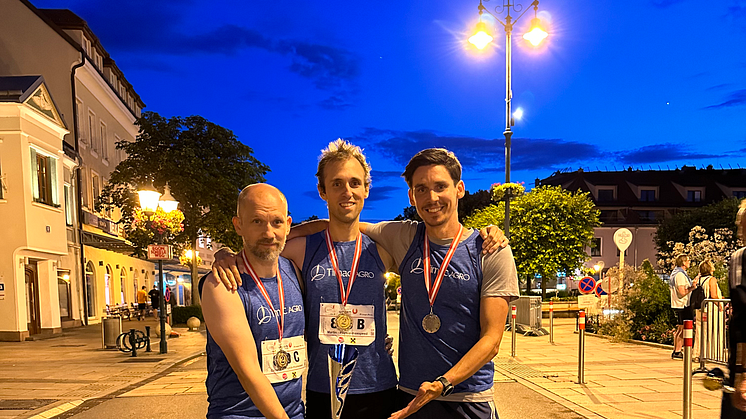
xmin=496 ymin=317 xmax=721 ymax=419
xmin=0 ymin=318 xmax=206 ymax=419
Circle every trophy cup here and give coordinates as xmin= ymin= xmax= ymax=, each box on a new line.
xmin=328 ymin=343 xmax=359 ymax=419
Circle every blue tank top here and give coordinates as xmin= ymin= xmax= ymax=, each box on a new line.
xmin=199 ymin=257 xmax=305 ymax=419
xmin=398 ymin=223 xmax=493 ymax=394
xmin=302 ymin=231 xmax=398 ymax=394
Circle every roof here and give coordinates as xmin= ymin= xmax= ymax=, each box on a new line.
xmin=34 ymin=8 xmax=84 ymax=26
xmin=0 ymin=76 xmax=44 ymax=103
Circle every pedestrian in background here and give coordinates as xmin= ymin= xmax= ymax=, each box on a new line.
xmin=722 ymin=199 xmax=746 ymax=417
xmin=136 ymin=286 xmax=149 ymax=321
xmin=148 ymin=285 xmax=160 ymax=318
xmin=670 ymin=254 xmax=697 ymax=359
xmin=693 ymin=260 xmax=723 ymax=362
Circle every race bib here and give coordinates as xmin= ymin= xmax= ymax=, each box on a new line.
xmin=261 ymin=335 xmax=306 ymax=384
xmin=318 ymin=303 xmax=375 ymax=346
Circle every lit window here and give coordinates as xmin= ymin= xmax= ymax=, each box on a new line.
xmin=30 ymin=147 xmax=58 ymax=206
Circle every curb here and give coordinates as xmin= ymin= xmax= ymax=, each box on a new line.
xmin=584 ymin=331 xmax=674 ymax=351
xmin=26 ymin=349 xmax=206 ymax=419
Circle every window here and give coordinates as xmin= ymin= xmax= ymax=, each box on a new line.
xmin=88 ymin=111 xmax=97 ymax=153
xmin=637 ymin=210 xmax=660 ymax=222
xmin=30 ymin=147 xmax=58 ymax=206
xmin=590 ymin=238 xmax=602 ymax=257
xmin=105 ymin=265 xmax=112 ymax=306
xmin=0 ymin=157 xmax=5 ymax=200
xmin=120 ymin=269 xmax=126 ymax=304
xmin=64 ymin=183 xmax=75 ymax=225
xmin=80 ymin=169 xmax=89 ymax=209
xmin=100 ymin=122 xmax=108 ymax=160
xmin=85 ymin=261 xmax=96 ymax=316
xmin=734 ymin=191 xmax=746 ymax=199
xmin=598 ymin=189 xmax=615 ymax=202
xmin=640 ymin=189 xmax=656 ymax=202
xmin=91 ymin=172 xmax=100 ymax=209
xmin=57 ymin=271 xmax=71 ymax=319
xmin=76 ymin=99 xmax=86 ymax=147
xmin=114 ymin=135 xmax=123 ymax=162
xmin=687 ymin=190 xmax=702 ymax=202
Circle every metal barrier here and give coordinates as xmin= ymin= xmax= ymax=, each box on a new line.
xmin=515 ymin=296 xmax=547 ymax=336
xmin=695 ymin=298 xmax=729 ymax=373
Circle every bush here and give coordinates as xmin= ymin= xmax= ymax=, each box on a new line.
xmin=172 ymin=305 xmax=203 ymax=324
xmin=596 ymin=259 xmax=676 ymax=344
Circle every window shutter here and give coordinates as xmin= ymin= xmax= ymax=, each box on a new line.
xmin=50 ymin=156 xmax=58 ymax=205
xmin=30 ymin=148 xmax=39 ymax=200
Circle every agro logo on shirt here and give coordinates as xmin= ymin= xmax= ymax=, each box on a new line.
xmin=256 ymin=304 xmax=303 ymax=324
xmin=409 ymin=257 xmax=470 ymax=281
xmin=309 ymin=264 xmax=375 ymax=281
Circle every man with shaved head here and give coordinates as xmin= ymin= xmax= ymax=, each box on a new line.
xmin=200 ymin=183 xmax=306 ymax=419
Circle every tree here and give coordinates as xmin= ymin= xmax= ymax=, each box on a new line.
xmin=99 ymin=111 xmax=269 ymax=257
xmin=465 ymin=185 xmax=600 ymax=298
xmin=655 ymin=198 xmax=740 ymax=259
xmin=394 ymin=205 xmax=421 ymax=222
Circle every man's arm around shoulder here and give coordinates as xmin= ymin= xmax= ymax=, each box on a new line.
xmin=201 ymin=273 xmax=290 ymax=419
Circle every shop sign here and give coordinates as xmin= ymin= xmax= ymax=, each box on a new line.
xmin=148 ymin=244 xmax=172 ymax=260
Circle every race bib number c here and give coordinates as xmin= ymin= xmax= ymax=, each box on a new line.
xmin=261 ymin=335 xmax=306 ymax=384
xmin=318 ymin=303 xmax=375 ymax=346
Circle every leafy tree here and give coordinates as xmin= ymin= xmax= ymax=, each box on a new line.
xmin=394 ymin=205 xmax=421 ymax=222
xmin=99 ymin=111 xmax=270 ymax=257
xmin=655 ymin=198 xmax=740 ymax=259
xmin=465 ymin=185 xmax=600 ymax=298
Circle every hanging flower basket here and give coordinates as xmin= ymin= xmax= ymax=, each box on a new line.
xmin=491 ymin=182 xmax=526 ymax=202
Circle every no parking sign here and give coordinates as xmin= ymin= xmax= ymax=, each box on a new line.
xmin=578 ymin=276 xmax=596 ymax=295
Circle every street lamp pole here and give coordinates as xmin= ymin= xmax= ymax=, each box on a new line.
xmin=469 ymin=0 xmax=547 ymax=238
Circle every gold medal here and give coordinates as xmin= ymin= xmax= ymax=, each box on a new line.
xmin=422 ymin=313 xmax=441 ymax=333
xmin=273 ymin=349 xmax=291 ymax=370
xmin=336 ymin=312 xmax=353 ymax=331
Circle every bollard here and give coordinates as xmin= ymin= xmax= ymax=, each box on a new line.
xmin=549 ymin=300 xmax=554 ymax=344
xmin=696 ymin=311 xmax=707 ymax=372
xmin=683 ymin=320 xmax=693 ymax=419
xmin=145 ymin=326 xmax=152 ymax=352
xmin=511 ymin=305 xmax=517 ymax=357
xmin=129 ymin=328 xmax=138 ymax=357
xmin=578 ymin=310 xmax=586 ymax=384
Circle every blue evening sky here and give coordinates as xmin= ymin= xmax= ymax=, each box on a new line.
xmin=35 ymin=0 xmax=746 ymax=221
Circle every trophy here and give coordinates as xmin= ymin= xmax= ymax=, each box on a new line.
xmin=328 ymin=344 xmax=359 ymax=419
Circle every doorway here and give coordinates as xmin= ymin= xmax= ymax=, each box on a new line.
xmin=25 ymin=265 xmax=41 ymax=335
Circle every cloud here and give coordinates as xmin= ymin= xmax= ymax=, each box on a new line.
xmin=64 ymin=1 xmax=359 ymax=105
xmin=352 ymin=128 xmax=599 ymax=173
xmin=302 ymin=190 xmax=320 ymax=199
xmin=367 ymin=186 xmax=402 ymax=202
xmin=705 ymin=89 xmax=746 ymax=109
xmin=615 ymin=144 xmax=725 ymax=164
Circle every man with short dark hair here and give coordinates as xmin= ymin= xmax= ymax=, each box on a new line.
xmin=148 ymin=285 xmax=160 ymax=319
xmin=670 ymin=254 xmax=697 ymax=359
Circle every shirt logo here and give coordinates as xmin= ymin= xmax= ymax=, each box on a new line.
xmin=257 ymin=306 xmax=273 ymax=324
xmin=409 ymin=257 xmax=470 ymax=281
xmin=309 ymin=264 xmax=375 ymax=281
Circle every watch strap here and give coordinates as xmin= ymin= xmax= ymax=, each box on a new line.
xmin=436 ymin=375 xmax=453 ymax=396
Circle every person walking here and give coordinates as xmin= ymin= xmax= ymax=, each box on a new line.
xmin=722 ymin=199 xmax=746 ymax=418
xmin=136 ymin=286 xmax=149 ymax=321
xmin=148 ymin=285 xmax=160 ymax=319
xmin=670 ymin=254 xmax=697 ymax=359
xmin=692 ymin=260 xmax=723 ymax=361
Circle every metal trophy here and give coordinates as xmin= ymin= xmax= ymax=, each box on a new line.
xmin=328 ymin=343 xmax=359 ymax=419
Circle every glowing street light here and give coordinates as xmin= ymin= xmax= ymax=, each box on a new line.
xmin=468 ymin=0 xmax=548 ymax=238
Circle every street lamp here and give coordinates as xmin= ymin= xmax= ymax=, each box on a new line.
xmin=138 ymin=181 xmax=178 ymax=354
xmin=469 ymin=0 xmax=547 ymax=238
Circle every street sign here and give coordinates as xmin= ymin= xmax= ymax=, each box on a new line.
xmin=613 ymin=228 xmax=633 ymax=251
xmin=578 ymin=276 xmax=596 ymax=294
xmin=165 ymin=286 xmax=171 ymax=302
xmin=595 ymin=283 xmax=608 ymax=297
xmin=147 ymin=244 xmax=172 ymax=260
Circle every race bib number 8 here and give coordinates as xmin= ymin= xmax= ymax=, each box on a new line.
xmin=261 ymin=335 xmax=306 ymax=384
xmin=319 ymin=303 xmax=375 ymax=346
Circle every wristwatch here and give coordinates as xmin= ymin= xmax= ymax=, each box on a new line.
xmin=435 ymin=375 xmax=454 ymax=396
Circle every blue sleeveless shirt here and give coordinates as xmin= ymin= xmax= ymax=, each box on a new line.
xmin=302 ymin=231 xmax=398 ymax=394
xmin=398 ymin=224 xmax=493 ymax=394
xmin=199 ymin=256 xmax=305 ymax=419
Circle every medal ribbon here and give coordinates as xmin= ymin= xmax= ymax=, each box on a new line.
xmin=423 ymin=225 xmax=464 ymax=308
xmin=241 ymin=250 xmax=284 ymax=343
xmin=324 ymin=229 xmax=363 ymax=308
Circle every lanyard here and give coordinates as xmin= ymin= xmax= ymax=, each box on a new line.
xmin=423 ymin=225 xmax=463 ymax=308
xmin=241 ymin=250 xmax=284 ymax=342
xmin=324 ymin=229 xmax=363 ymax=307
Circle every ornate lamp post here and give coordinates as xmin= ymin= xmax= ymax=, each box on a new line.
xmin=138 ymin=182 xmax=179 ymax=354
xmin=469 ymin=0 xmax=547 ymax=237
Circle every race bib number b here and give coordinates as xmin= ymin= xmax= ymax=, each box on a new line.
xmin=319 ymin=303 xmax=375 ymax=346
xmin=261 ymin=335 xmax=306 ymax=383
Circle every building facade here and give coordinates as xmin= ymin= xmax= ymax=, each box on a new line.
xmin=539 ymin=166 xmax=746 ymax=275
xmin=0 ymin=0 xmax=154 ymax=340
